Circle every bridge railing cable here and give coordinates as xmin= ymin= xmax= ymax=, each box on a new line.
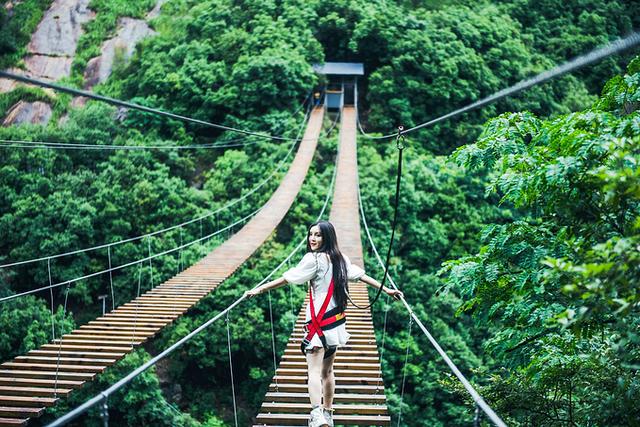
xmin=356 ymin=31 xmax=640 ymax=140
xmin=0 ymin=108 xmax=310 ymax=271
xmin=0 ymin=95 xmax=313 ymax=151
xmin=0 ymin=136 xmax=272 ymax=150
xmin=45 ymin=136 xmax=338 ymax=427
xmin=0 ymin=203 xmax=262 ymax=304
xmin=0 ymin=70 xmax=310 ymax=142
xmin=357 ymin=178 xmax=507 ymax=427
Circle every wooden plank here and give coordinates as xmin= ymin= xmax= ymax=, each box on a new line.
xmin=259 ymin=402 xmax=387 ymax=415
xmin=0 ymin=370 xmax=93 ymax=381
xmin=1 ymin=363 xmax=105 ymax=373
xmin=278 ymin=361 xmax=380 ymax=370
xmin=0 ymin=407 xmax=44 ymax=418
xmin=274 ymin=369 xmax=382 ymax=378
xmin=255 ymin=413 xmax=390 ymax=426
xmin=0 ymin=378 xmax=83 ymax=389
xmin=54 ymin=338 xmax=142 ymax=346
xmin=40 ymin=344 xmax=133 ymax=353
xmin=0 ymin=417 xmax=28 ymax=427
xmin=272 ymin=375 xmax=383 ymax=385
xmin=0 ymin=396 xmax=56 ymax=407
xmin=0 ymin=386 xmax=72 ymax=398
xmin=27 ymin=350 xmax=126 ymax=359
xmin=65 ymin=330 xmax=152 ymax=339
xmin=76 ymin=323 xmax=158 ymax=336
xmin=269 ymin=383 xmax=384 ymax=394
xmin=15 ymin=356 xmax=116 ymax=366
xmin=264 ymin=392 xmax=385 ymax=404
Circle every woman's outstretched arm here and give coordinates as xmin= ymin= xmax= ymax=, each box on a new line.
xmin=244 ymin=277 xmax=288 ymax=298
xmin=359 ymin=274 xmax=404 ymax=300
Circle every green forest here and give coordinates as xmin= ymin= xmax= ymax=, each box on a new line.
xmin=1 ymin=0 xmax=639 ymax=425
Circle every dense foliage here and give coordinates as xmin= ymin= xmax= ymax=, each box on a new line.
xmin=442 ymin=58 xmax=640 ymax=425
xmin=1 ymin=0 xmax=639 ymax=425
xmin=0 ymin=0 xmax=51 ymax=69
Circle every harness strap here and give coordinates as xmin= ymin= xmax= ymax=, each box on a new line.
xmin=301 ymin=279 xmax=345 ymax=354
xmin=309 ymin=278 xmax=334 ymax=338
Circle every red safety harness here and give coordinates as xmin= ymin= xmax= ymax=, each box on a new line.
xmin=300 ymin=278 xmax=346 ymax=355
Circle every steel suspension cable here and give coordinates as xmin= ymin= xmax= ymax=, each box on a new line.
xmin=45 ymin=145 xmax=338 ymax=427
xmin=0 ymin=108 xmax=310 ymax=270
xmin=357 ymin=32 xmax=640 ymax=140
xmin=347 ymin=128 xmax=404 ymax=310
xmin=0 ymin=70 xmax=305 ymax=142
xmin=54 ymin=284 xmax=70 ymax=399
xmin=267 ymin=289 xmax=279 ymax=392
xmin=226 ymin=312 xmax=239 ymax=427
xmin=397 ymin=315 xmax=413 ymax=427
xmin=131 ymin=262 xmax=143 ymax=347
xmin=358 ymin=174 xmax=507 ymax=427
xmin=0 ymin=137 xmax=274 ymax=151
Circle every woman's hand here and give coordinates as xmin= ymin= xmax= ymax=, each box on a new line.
xmin=244 ymin=287 xmax=262 ymax=299
xmin=386 ymin=288 xmax=404 ymax=300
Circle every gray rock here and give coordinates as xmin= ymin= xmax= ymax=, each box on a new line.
xmin=24 ymin=54 xmax=73 ymax=81
xmin=28 ymin=0 xmax=95 ymax=56
xmin=146 ymin=0 xmax=167 ymax=19
xmin=0 ymin=67 xmax=22 ymax=93
xmin=83 ymin=17 xmax=155 ymax=89
xmin=2 ymin=100 xmax=52 ymax=126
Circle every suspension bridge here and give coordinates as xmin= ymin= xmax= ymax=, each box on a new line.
xmin=0 ymin=31 xmax=638 ymax=427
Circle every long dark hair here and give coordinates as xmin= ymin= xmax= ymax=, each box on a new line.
xmin=306 ymin=221 xmax=349 ymax=311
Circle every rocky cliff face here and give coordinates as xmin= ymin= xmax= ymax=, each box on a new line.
xmin=2 ymin=0 xmax=163 ymax=126
xmin=84 ymin=18 xmax=156 ymax=89
xmin=2 ymin=100 xmax=52 ymax=126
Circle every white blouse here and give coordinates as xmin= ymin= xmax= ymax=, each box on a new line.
xmin=283 ymin=252 xmax=365 ymax=349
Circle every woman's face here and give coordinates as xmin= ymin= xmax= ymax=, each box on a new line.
xmin=308 ymin=225 xmax=323 ymax=251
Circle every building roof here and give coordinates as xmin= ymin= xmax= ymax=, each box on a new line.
xmin=313 ymin=62 xmax=364 ymax=76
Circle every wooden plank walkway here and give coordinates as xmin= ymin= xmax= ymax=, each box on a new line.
xmin=255 ymin=107 xmax=391 ymax=426
xmin=0 ymin=107 xmax=325 ymax=427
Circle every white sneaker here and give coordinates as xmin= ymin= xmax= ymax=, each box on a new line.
xmin=323 ymin=408 xmax=334 ymax=427
xmin=309 ymin=405 xmax=329 ymax=427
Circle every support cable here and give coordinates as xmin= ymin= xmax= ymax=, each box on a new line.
xmin=107 ymin=247 xmax=115 ymax=310
xmin=54 ymin=284 xmax=70 ymax=398
xmin=226 ymin=311 xmax=239 ymax=427
xmin=0 ymin=137 xmax=272 ymax=151
xmin=267 ymin=290 xmax=279 ymax=392
xmin=323 ymin=109 xmax=341 ymax=137
xmin=46 ymin=129 xmax=338 ymax=427
xmin=147 ymin=237 xmax=154 ymax=289
xmin=375 ymin=293 xmax=391 ymax=394
xmin=0 ymin=70 xmax=305 ymax=142
xmin=397 ymin=315 xmax=413 ymax=427
xmin=48 ymin=259 xmax=55 ymax=340
xmin=357 ymin=32 xmax=640 ymax=140
xmin=131 ymin=262 xmax=143 ymax=348
xmin=347 ymin=126 xmax=404 ymax=310
xmin=0 ymin=203 xmax=263 ymax=304
xmin=358 ymin=174 xmax=507 ymax=427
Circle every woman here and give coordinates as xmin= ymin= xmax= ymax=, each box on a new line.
xmin=245 ymin=220 xmax=403 ymax=427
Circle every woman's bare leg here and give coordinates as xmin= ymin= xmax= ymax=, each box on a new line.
xmin=306 ymin=348 xmax=325 ymax=407
xmin=321 ymin=350 xmax=337 ymax=409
